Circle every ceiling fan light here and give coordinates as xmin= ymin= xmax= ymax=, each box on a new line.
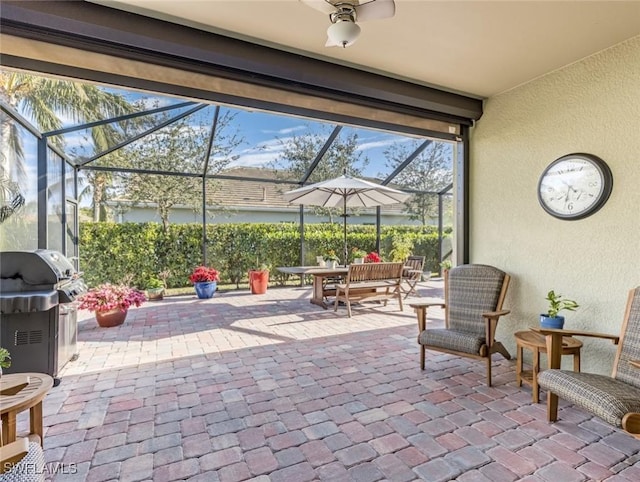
xmin=327 ymin=20 xmax=361 ymax=48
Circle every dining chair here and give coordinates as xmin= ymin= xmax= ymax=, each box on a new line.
xmin=401 ymin=255 xmax=426 ymax=299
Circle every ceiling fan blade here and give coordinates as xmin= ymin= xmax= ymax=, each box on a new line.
xmin=355 ymin=0 xmax=395 ymax=21
xmin=300 ymin=0 xmax=336 ymax=15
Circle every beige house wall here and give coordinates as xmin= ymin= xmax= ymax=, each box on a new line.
xmin=469 ymin=36 xmax=640 ymax=375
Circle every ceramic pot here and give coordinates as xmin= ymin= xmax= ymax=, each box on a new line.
xmin=146 ymin=287 xmax=164 ymax=301
xmin=328 ymin=260 xmax=338 ymax=269
xmin=194 ymin=281 xmax=217 ymax=299
xmin=540 ymin=314 xmax=565 ymax=329
xmin=249 ymin=270 xmax=269 ymax=294
xmin=354 ymin=257 xmax=364 ymax=264
xmin=95 ymin=308 xmax=128 ymax=327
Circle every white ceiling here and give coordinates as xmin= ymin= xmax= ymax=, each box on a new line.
xmin=92 ymin=1 xmax=640 ymax=98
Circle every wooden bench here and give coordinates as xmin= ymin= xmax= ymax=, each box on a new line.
xmin=334 ymin=262 xmax=404 ymax=317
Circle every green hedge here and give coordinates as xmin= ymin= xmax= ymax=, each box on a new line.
xmin=79 ymin=222 xmax=450 ymax=289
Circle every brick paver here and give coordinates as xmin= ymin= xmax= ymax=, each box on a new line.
xmin=28 ymin=280 xmax=639 ymax=480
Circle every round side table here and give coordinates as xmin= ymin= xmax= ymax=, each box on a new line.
xmin=0 ymin=373 xmax=54 ymax=446
xmin=514 ymin=330 xmax=582 ymax=403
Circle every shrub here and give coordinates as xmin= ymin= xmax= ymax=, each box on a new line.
xmin=79 ymin=222 xmax=450 ymax=287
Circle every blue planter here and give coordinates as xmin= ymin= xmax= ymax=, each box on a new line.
xmin=540 ymin=314 xmax=565 ymax=329
xmin=194 ymin=281 xmax=217 ymax=299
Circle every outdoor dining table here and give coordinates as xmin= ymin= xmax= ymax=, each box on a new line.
xmin=276 ymin=266 xmax=349 ymax=309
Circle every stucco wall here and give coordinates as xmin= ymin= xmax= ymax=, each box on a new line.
xmin=470 ymin=36 xmax=640 ymax=374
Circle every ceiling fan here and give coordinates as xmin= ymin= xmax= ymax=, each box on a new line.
xmin=300 ymin=0 xmax=396 ymax=48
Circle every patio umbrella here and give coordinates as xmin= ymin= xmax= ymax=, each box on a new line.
xmin=283 ymin=174 xmax=411 ymax=264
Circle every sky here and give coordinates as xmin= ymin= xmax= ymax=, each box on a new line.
xmin=50 ymin=85 xmax=440 ymax=181
xmin=10 ymin=74 xmax=454 ymax=204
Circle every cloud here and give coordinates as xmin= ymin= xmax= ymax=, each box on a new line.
xmin=229 ymin=151 xmax=281 ymax=168
xmin=255 ymin=136 xmax=294 ymax=151
xmin=356 ymin=136 xmax=413 ymax=152
xmin=261 ymin=125 xmax=306 ymax=135
xmin=230 ymin=136 xmax=292 ymax=167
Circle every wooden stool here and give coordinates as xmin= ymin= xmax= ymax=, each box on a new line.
xmin=514 ymin=330 xmax=582 ymax=403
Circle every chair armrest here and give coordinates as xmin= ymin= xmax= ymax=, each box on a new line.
xmin=0 ymin=437 xmax=29 ymax=473
xmin=532 ymin=327 xmax=620 ymax=344
xmin=410 ymin=300 xmax=445 ymax=332
xmin=482 ymin=309 xmax=510 ymax=319
xmin=536 ymin=328 xmax=619 ymax=370
xmin=481 ymin=310 xmax=510 ymax=348
xmin=409 ymin=300 xmax=445 ymax=309
xmin=630 ymin=360 xmax=640 ymax=369
xmin=622 ymin=412 xmax=640 ymax=438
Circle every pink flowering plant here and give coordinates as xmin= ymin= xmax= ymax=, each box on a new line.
xmin=78 ymin=283 xmax=146 ymax=313
xmin=364 ymin=251 xmax=382 ymax=263
xmin=188 ymin=266 xmax=220 ymax=284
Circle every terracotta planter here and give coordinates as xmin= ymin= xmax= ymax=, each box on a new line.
xmin=95 ymin=308 xmax=128 ymax=327
xmin=249 ymin=270 xmax=269 ymax=294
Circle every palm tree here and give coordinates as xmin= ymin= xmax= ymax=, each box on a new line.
xmin=0 ymin=70 xmax=134 ymax=220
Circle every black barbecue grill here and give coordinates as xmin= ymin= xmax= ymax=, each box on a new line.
xmin=0 ymin=250 xmax=87 ymax=380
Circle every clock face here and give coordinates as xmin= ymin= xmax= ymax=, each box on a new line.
xmin=537 ymin=153 xmax=613 ymax=220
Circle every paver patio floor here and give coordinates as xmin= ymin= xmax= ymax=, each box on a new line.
xmin=33 ymin=280 xmax=640 ymax=481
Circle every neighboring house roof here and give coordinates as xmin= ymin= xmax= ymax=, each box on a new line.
xmin=207 ymin=167 xmax=294 ymax=209
xmin=112 ymin=167 xmax=427 ymax=215
xmin=207 ymin=167 xmax=421 ymax=214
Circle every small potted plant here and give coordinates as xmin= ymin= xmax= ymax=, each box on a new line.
xmin=351 ymin=248 xmax=367 ymax=264
xmin=145 ymin=276 xmax=165 ymax=301
xmin=540 ymin=290 xmax=579 ymax=329
xmin=364 ymin=251 xmax=382 ymax=263
xmin=0 ymin=347 xmax=11 ymax=378
xmin=78 ymin=283 xmax=147 ymax=327
xmin=189 ymin=265 xmax=220 ymax=299
xmin=324 ymin=250 xmax=340 ymax=269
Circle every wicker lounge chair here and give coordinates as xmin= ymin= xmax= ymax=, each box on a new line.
xmin=537 ymin=287 xmax=640 ymax=438
xmin=411 ymin=264 xmax=511 ymax=386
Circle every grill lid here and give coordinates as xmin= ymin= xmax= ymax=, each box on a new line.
xmin=0 ymin=250 xmax=76 ymax=285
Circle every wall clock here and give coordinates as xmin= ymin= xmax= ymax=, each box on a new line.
xmin=537 ymin=153 xmax=613 ymax=220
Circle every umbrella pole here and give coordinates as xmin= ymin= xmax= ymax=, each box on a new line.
xmin=343 ymin=195 xmax=348 ymax=265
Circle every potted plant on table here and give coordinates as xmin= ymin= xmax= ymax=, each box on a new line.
xmin=189 ymin=265 xmax=220 ymax=299
xmin=351 ymin=248 xmax=367 ymax=264
xmin=78 ymin=283 xmax=147 ymax=327
xmin=364 ymin=251 xmax=382 ymax=263
xmin=324 ymin=250 xmax=340 ymax=269
xmin=540 ymin=290 xmax=579 ymax=329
